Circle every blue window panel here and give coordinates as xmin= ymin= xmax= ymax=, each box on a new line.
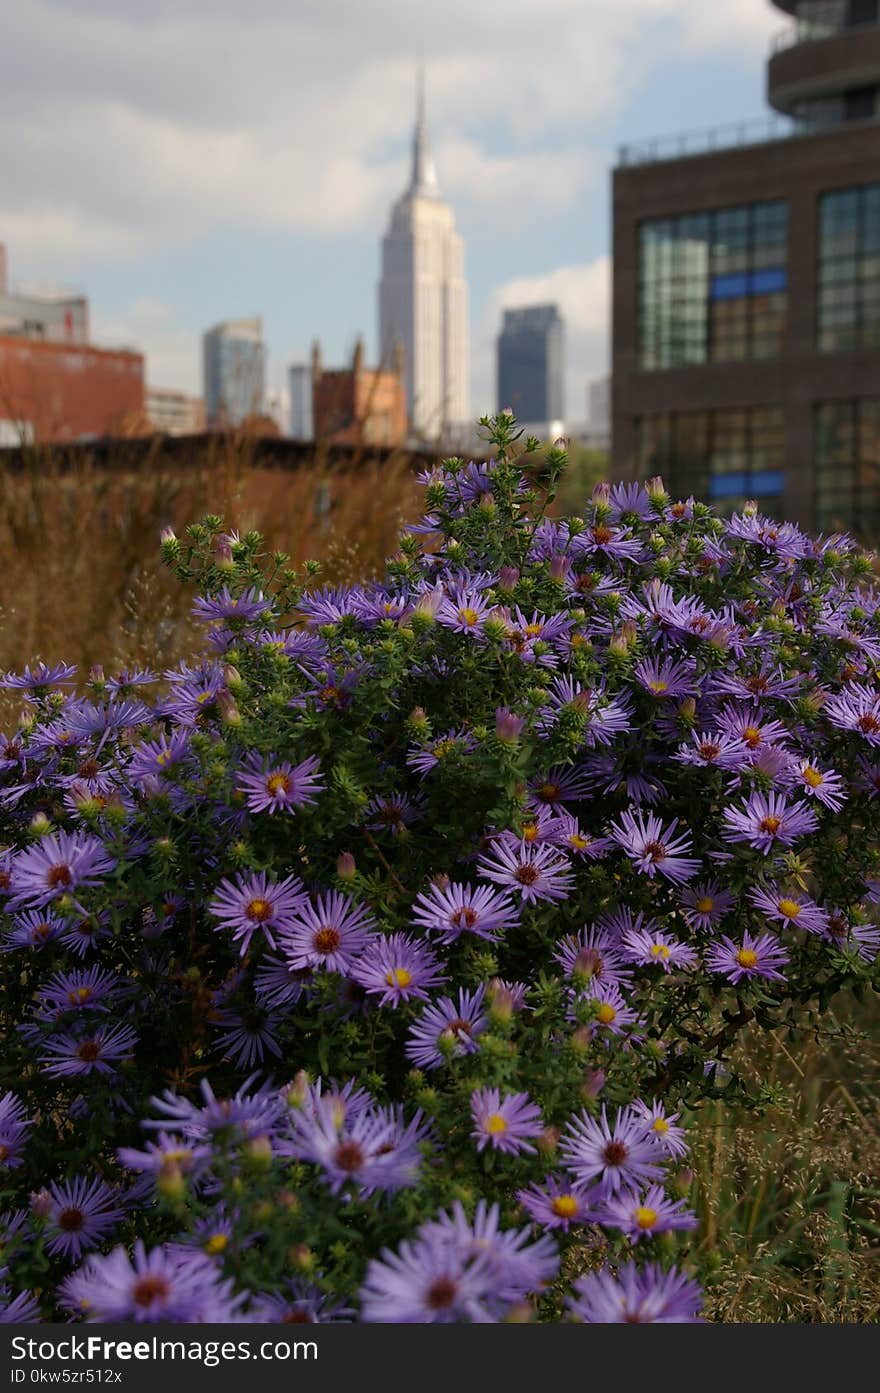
xmin=750 ymin=267 xmax=787 ymax=295
xmin=750 ymin=469 xmax=784 ymax=496
xmin=710 ymin=473 xmax=749 ymax=498
xmin=711 ymin=273 xmax=748 ymax=300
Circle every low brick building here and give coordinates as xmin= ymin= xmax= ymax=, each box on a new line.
xmin=0 ymin=336 xmax=144 ymax=443
xmin=311 ymin=337 xmax=407 ymax=447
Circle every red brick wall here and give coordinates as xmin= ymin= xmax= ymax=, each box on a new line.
xmin=0 ymin=336 xmax=144 ymax=442
xmin=313 ymin=366 xmax=406 ymax=447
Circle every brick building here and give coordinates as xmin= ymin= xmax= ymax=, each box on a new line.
xmin=612 ymin=0 xmax=880 ymax=534
xmin=311 ymin=337 xmax=407 ymax=447
xmin=0 ymin=336 xmax=144 ymax=443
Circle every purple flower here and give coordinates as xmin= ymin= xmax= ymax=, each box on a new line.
xmin=436 ymin=584 xmax=493 ymax=634
xmin=477 ymin=839 xmax=573 ymax=905
xmin=422 ymin=1201 xmax=559 ymax=1303
xmin=610 ymin=809 xmax=700 ymax=884
xmin=825 ymin=683 xmax=880 ymax=743
xmin=208 ymin=871 xmax=307 ymax=954
xmin=212 ymin=1007 xmax=284 ymax=1069
xmin=128 ymin=731 xmax=191 ymax=784
xmin=634 ymin=657 xmax=698 ymax=699
xmin=192 ymin=586 xmax=272 ymax=624
xmin=406 ymin=729 xmax=476 ymax=778
xmin=0 ymin=1092 xmax=31 ymax=1170
xmin=675 ymin=729 xmax=750 ymax=770
xmin=792 ymin=757 xmax=847 ymax=810
xmin=526 ymin=765 xmax=593 ymax=812
xmin=44 ymin=1176 xmax=125 ymax=1260
xmin=0 ymin=1289 xmax=40 ymax=1323
xmin=560 ymin=1106 xmax=664 ymax=1194
xmin=249 ymin=1280 xmax=354 ymax=1323
xmin=722 ymin=791 xmax=818 ymax=853
xmin=350 ymin=933 xmax=446 ymax=1006
xmin=236 ymin=753 xmax=324 ymax=814
xmin=749 ymin=885 xmax=829 ymax=935
xmin=631 ymin=1101 xmax=689 ymax=1159
xmin=144 ymin=1076 xmax=283 ymax=1143
xmin=62 ymin=1243 xmax=244 ymax=1322
xmin=582 ymin=982 xmax=642 ymax=1038
xmin=359 ymin=1229 xmax=502 ymax=1323
xmin=365 ymin=791 xmax=424 ymax=836
xmin=620 ymin=926 xmax=698 ymax=972
xmin=470 ymin=1088 xmax=544 ymax=1155
xmin=677 ymin=881 xmax=736 ymax=932
xmin=405 ymin=986 xmax=488 ymax=1070
xmin=494 ymin=707 xmax=526 ymax=741
xmin=36 ymin=965 xmax=119 ymax=1016
xmin=574 ymin=521 xmax=643 ymax=561
xmin=516 ymin=1176 xmax=604 ymax=1231
xmin=39 ymin=1023 xmax=138 ymax=1078
xmin=553 ymin=927 xmax=633 ymax=991
xmin=117 ymin=1132 xmax=212 ymax=1184
xmin=705 ymin=930 xmax=790 ymax=984
xmin=3 ymin=909 xmax=65 ymax=951
xmin=599 ymin=1184 xmax=697 ymax=1242
xmin=284 ymin=1098 xmax=426 ymax=1197
xmin=0 ymin=661 xmax=77 ymax=693
xmin=568 ymin=1261 xmax=703 ymax=1323
xmin=281 ymin=891 xmax=376 ymax=973
xmin=411 ymin=879 xmax=519 ymax=943
xmin=7 ymin=832 xmax=115 ymax=910
xmin=547 ymin=813 xmax=612 ymax=860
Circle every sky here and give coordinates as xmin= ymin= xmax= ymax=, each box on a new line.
xmin=0 ymin=0 xmax=784 ymax=424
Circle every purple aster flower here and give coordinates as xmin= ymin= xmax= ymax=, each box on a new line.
xmin=526 ymin=765 xmax=593 ymax=812
xmin=470 ymin=1088 xmax=544 ymax=1155
xmin=621 ymin=926 xmax=698 ymax=972
xmin=823 ymin=909 xmax=880 ymax=962
xmin=192 ymin=585 xmax=272 ymax=624
xmin=495 ymin=706 xmax=527 ymax=740
xmin=553 ymin=927 xmax=633 ymax=991
xmin=422 ymin=1201 xmax=559 ymax=1304
xmin=582 ymin=982 xmax=642 ymax=1038
xmin=59 ymin=912 xmax=110 ymax=958
xmin=7 ymin=831 xmax=115 ymax=910
xmin=406 ymin=729 xmax=476 ymax=778
xmin=632 ymin=1101 xmax=689 ymax=1159
xmin=359 ymin=1228 xmax=502 ymax=1323
xmin=212 ymin=1006 xmax=284 ymax=1068
xmin=281 ymin=891 xmax=376 ymax=973
xmin=44 ymin=1176 xmax=125 ymax=1260
xmin=634 ymin=657 xmax=698 ymax=699
xmin=284 ymin=1097 xmax=426 ymax=1196
xmin=477 ymin=839 xmax=573 ymax=905
xmin=725 ymin=512 xmax=809 ymax=559
xmin=436 ymin=583 xmax=493 ymax=635
xmin=290 ymin=661 xmax=362 ymax=712
xmin=0 ymin=1289 xmax=40 ymax=1323
xmin=297 ymin=583 xmax=363 ymax=625
xmin=36 ymin=965 xmax=119 ymax=1016
xmin=236 ymin=753 xmax=324 ymax=814
xmin=705 ymin=930 xmax=790 ymax=984
xmin=674 ymin=729 xmax=750 ymax=770
xmin=547 ymin=813 xmax=612 ymax=860
xmin=599 ymin=1185 xmax=697 ymax=1242
xmin=677 ymin=881 xmax=736 ymax=932
xmin=39 ymin=1022 xmax=138 ymax=1078
xmin=573 ymin=521 xmax=643 ymax=562
xmin=3 ymin=909 xmax=64 ymax=952
xmin=249 ymin=1280 xmax=354 ymax=1323
xmin=792 ymin=757 xmax=847 ymax=810
xmin=609 ymin=481 xmax=653 ymax=522
xmin=0 ymin=661 xmax=77 ymax=693
xmin=411 ymin=879 xmax=519 ymax=944
xmin=722 ymin=791 xmax=818 ymax=853
xmin=128 ymin=731 xmax=191 ymax=783
xmin=350 ymin=933 xmax=446 ymax=1006
xmin=716 ymin=707 xmax=791 ymax=753
xmin=0 ymin=1092 xmax=31 ymax=1170
xmin=560 ymin=1106 xmax=664 ymax=1194
xmin=208 ymin=870 xmax=307 ymax=954
xmin=63 ymin=1242 xmax=244 ymax=1322
xmin=144 ymin=1075 xmax=283 ymax=1143
xmin=610 ymin=809 xmax=700 ymax=884
xmin=253 ymin=955 xmax=312 ymax=1008
xmin=365 ymin=791 xmax=425 ymax=836
xmin=711 ymin=661 xmax=804 ymax=703
xmin=517 ymin=1175 xmax=604 ymax=1231
xmin=117 ymin=1132 xmax=212 ymax=1185
xmin=568 ymin=1261 xmax=703 ymax=1323
xmin=749 ymin=885 xmax=829 ymax=935
xmin=405 ymin=986 xmax=487 ymax=1070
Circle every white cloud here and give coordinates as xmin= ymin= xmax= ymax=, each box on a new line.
xmin=91 ymin=299 xmax=201 ymax=395
xmin=475 ymin=257 xmax=611 ymax=422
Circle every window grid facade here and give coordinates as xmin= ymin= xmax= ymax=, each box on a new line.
xmin=638 ymin=201 xmax=788 ymax=370
xmin=818 ymin=183 xmax=880 ymax=351
xmin=636 ymin=406 xmax=785 ymax=515
xmin=815 ymin=398 xmax=880 ymax=535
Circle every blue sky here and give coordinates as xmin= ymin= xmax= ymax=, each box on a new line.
xmin=0 ymin=0 xmax=783 ymax=423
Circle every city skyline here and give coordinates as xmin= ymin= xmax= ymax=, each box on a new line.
xmin=0 ymin=2 xmax=781 ymax=418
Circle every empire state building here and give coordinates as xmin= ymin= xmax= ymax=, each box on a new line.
xmin=378 ymin=75 xmax=470 ymax=442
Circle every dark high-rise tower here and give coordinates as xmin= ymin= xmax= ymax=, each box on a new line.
xmin=496 ymin=304 xmax=565 ymax=427
xmin=612 ymin=0 xmax=880 ymax=536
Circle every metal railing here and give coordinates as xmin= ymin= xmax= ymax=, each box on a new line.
xmin=617 ymin=109 xmax=880 ymax=167
xmin=771 ymin=7 xmax=880 ymax=53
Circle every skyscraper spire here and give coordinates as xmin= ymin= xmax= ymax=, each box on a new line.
xmin=410 ymin=64 xmax=439 ymax=197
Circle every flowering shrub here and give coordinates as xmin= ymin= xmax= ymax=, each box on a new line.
xmin=1 ymin=412 xmax=879 ymax=1324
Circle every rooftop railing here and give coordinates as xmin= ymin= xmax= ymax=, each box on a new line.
xmin=617 ymin=109 xmax=880 ymax=167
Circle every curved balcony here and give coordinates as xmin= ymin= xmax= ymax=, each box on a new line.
xmin=768 ymin=22 xmax=880 ymax=113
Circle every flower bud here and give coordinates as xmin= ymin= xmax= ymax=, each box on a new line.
xmin=646 ymin=475 xmax=668 ymax=503
xmin=497 ymin=566 xmax=520 ymax=592
xmin=283 ymin=1071 xmax=310 ymax=1109
xmin=536 ymin=1125 xmax=561 ymax=1156
xmin=214 ymin=535 xmax=234 ymax=568
xmin=494 ymin=707 xmax=525 ymax=742
xmin=336 ymin=851 xmax=356 ymax=881
xmin=548 ymin=553 xmax=572 ymax=582
xmin=289 ymin=1244 xmax=314 ymax=1272
xmin=157 ymin=1161 xmax=186 ymax=1203
xmin=581 ymin=1069 xmax=606 ymax=1099
xmin=160 ymin=526 xmax=177 ymax=545
xmin=30 ymin=1188 xmax=52 ymax=1218
xmin=244 ymin=1134 xmax=273 ymax=1171
xmin=216 ymin=689 xmax=241 ymax=726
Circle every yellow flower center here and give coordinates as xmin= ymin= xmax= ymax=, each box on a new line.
xmin=458 ymin=607 xmax=480 ymax=626
xmin=525 ymin=623 xmax=543 ymax=637
xmin=246 ymin=897 xmax=272 ymax=922
xmin=486 ymin=1114 xmax=508 ymax=1135
xmin=266 ymin=773 xmax=291 ymax=796
xmin=695 ymin=896 xmax=714 ymax=914
xmin=596 ymin=1003 xmax=616 ymax=1025
xmin=156 ymin=750 xmax=172 ymax=766
xmin=433 ymin=740 xmax=455 ymax=759
xmin=635 ymin=1206 xmax=658 ymax=1230
xmin=759 ymin=815 xmax=781 ymax=834
xmin=204 ymin=1233 xmax=228 ymax=1255
xmin=652 ymin=1118 xmax=669 ymax=1135
xmin=802 ymin=766 xmax=824 ymax=788
xmin=521 ymin=822 xmax=539 ymax=842
xmin=743 ymin=726 xmax=761 ymax=748
xmin=650 ymin=943 xmax=671 ymax=960
xmin=736 ymin=948 xmax=758 ymax=969
xmin=568 ymin=833 xmax=590 ymax=851
xmin=647 ymin=679 xmax=669 ymax=694
xmin=69 ymin=986 xmax=93 ymax=1004
xmin=777 ymin=898 xmax=802 ymax=919
xmin=551 ymin=1195 xmax=579 ymax=1219
xmin=385 ymin=967 xmax=412 ymax=989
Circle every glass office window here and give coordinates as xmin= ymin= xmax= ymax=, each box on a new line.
xmin=636 ymin=407 xmax=784 ymax=515
xmin=818 ymin=183 xmax=880 ymax=350
xmin=639 ymin=202 xmax=788 ymax=369
xmin=815 ymin=398 xmax=880 ymax=535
